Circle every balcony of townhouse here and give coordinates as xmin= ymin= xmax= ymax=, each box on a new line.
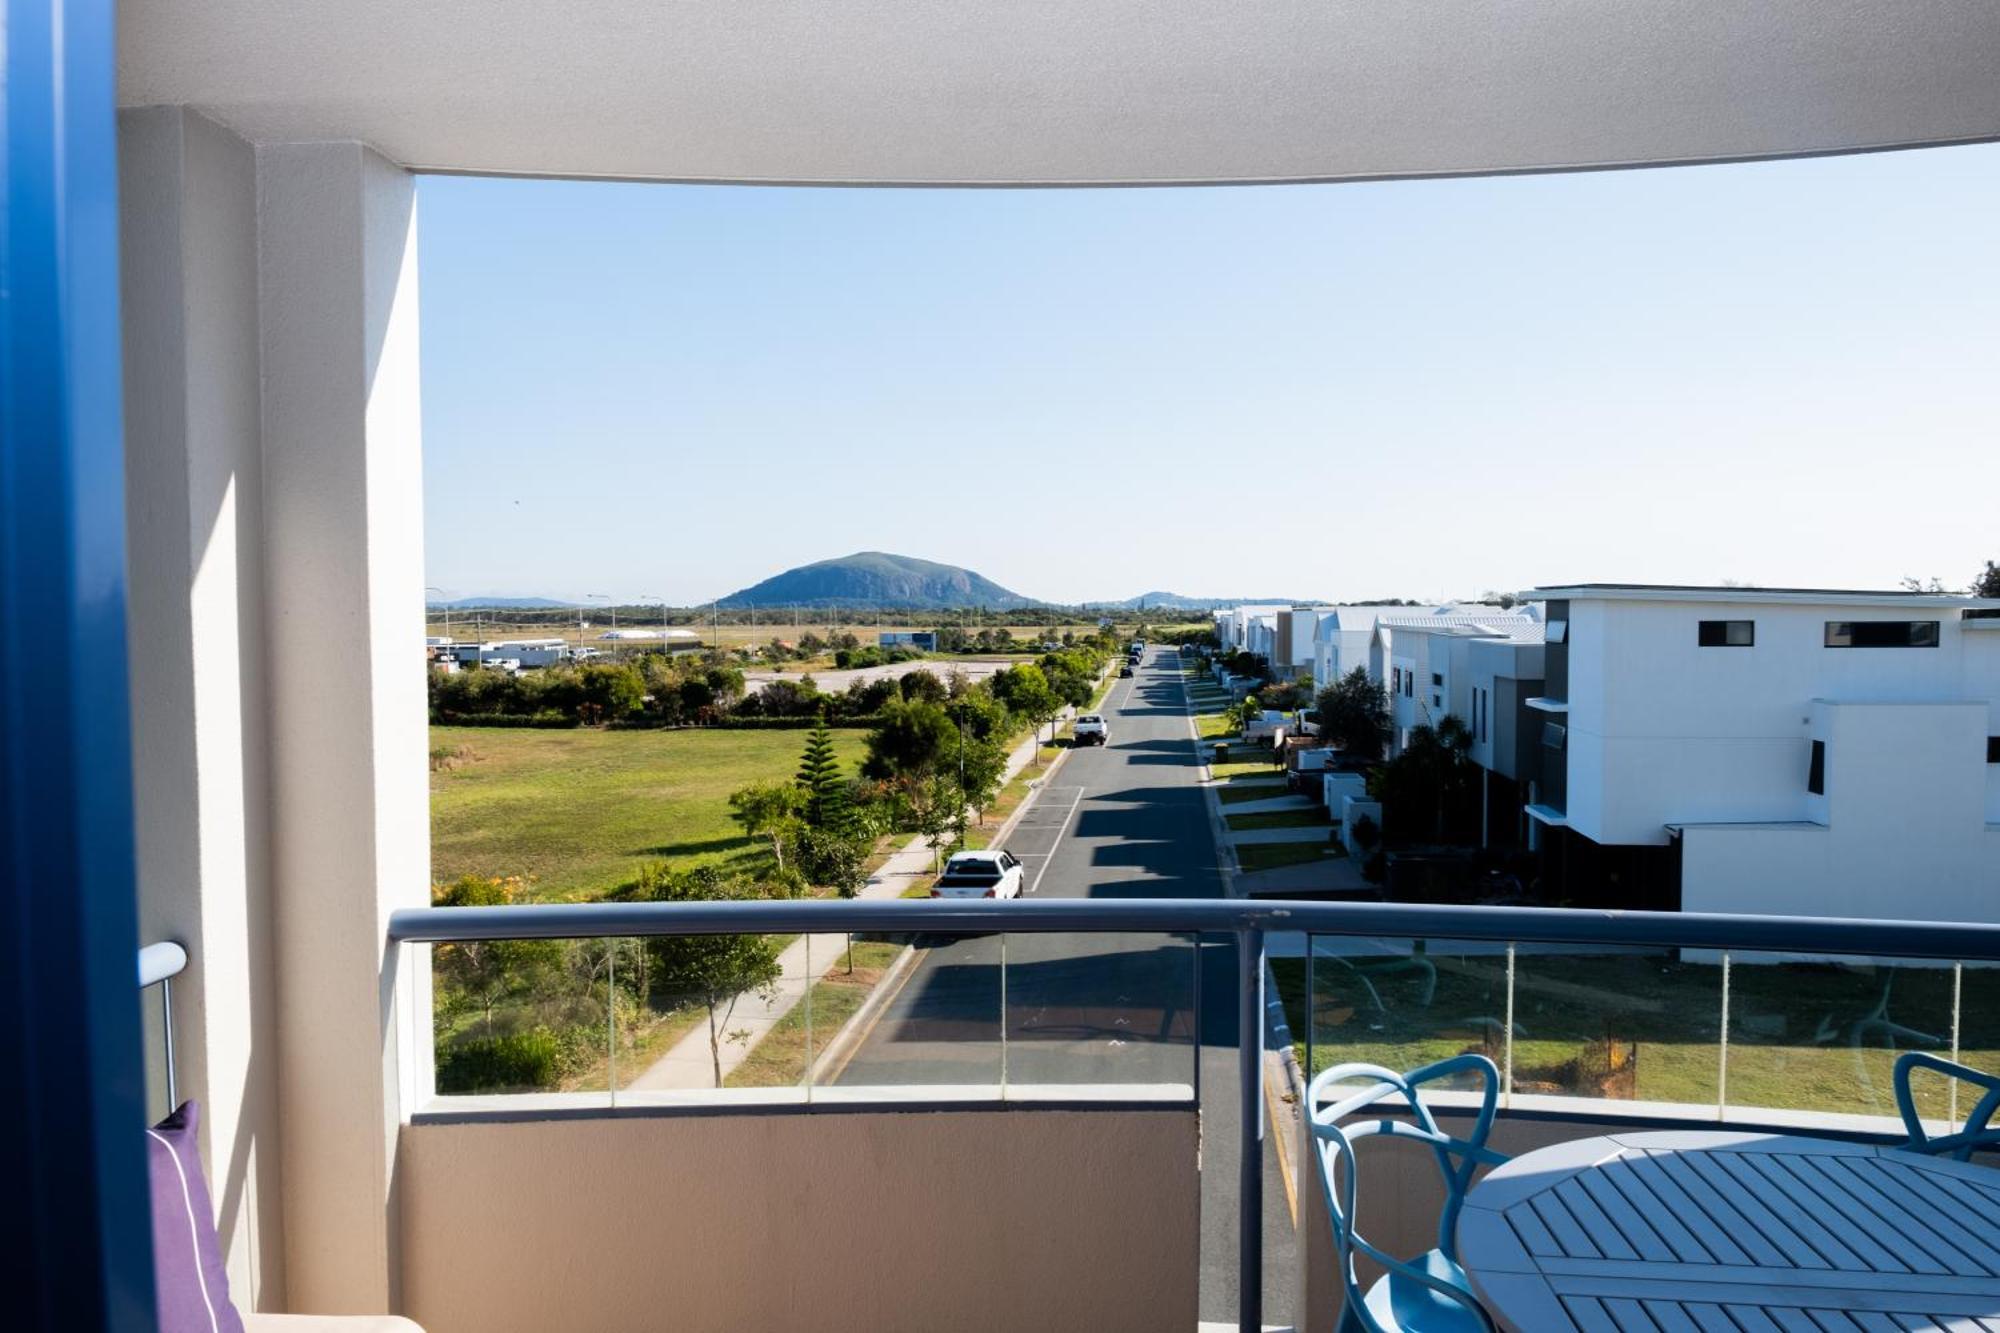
xmin=16 ymin=5 xmax=2000 ymax=1333
xmin=136 ymin=899 xmax=2000 ymax=1333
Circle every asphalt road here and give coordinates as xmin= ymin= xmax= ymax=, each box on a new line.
xmin=833 ymin=650 xmax=1297 ymax=1326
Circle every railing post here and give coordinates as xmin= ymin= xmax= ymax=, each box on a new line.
xmin=1304 ymin=936 xmax=1315 ymax=1084
xmin=1239 ymin=925 xmax=1265 ymax=1333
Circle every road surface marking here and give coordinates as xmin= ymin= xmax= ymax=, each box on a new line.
xmin=1025 ymin=784 xmax=1087 ymax=897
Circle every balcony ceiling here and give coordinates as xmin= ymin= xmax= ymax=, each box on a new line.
xmin=119 ymin=0 xmax=2000 ymax=184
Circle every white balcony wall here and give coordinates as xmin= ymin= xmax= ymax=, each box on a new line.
xmin=121 ymin=105 xmax=285 ymax=1310
xmin=119 ymin=115 xmax=431 ymax=1316
xmin=259 ymin=140 xmax=432 ymax=1315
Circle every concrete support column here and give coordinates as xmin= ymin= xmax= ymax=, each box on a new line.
xmin=118 ymin=105 xmax=285 ymax=1311
xmin=257 ymin=141 xmax=430 ymax=1314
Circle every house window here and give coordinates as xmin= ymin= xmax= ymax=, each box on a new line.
xmin=1546 ymin=620 xmax=1568 ymax=643
xmin=1824 ymin=620 xmax=1940 ymax=648
xmin=1698 ymin=620 xmax=1755 ymax=647
xmin=1391 ymin=667 xmax=1402 ymax=693
xmin=1541 ymin=721 xmax=1566 ymax=750
xmin=1807 ymin=739 xmax=1825 ymax=795
xmin=1432 ymin=693 xmax=1442 ymax=709
xmin=1431 ymin=673 xmax=1443 ymax=687
xmin=1989 ymin=736 xmax=2000 ymax=764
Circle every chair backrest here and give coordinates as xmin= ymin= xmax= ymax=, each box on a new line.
xmin=1893 ymin=1052 xmax=2000 ymax=1161
xmin=1306 ymin=1054 xmax=1509 ymax=1333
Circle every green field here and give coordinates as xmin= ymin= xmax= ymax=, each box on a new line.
xmin=429 ymin=725 xmax=870 ymax=899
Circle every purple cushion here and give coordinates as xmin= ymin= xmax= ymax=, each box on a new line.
xmin=147 ymin=1101 xmax=247 ymax=1333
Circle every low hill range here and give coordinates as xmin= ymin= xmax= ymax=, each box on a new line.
xmin=433 ymin=558 xmax=1310 ymax=615
xmin=715 ymin=551 xmax=1035 ymax=611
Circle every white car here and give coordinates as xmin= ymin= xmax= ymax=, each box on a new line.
xmin=1073 ymin=714 xmax=1110 ymax=746
xmin=930 ymin=850 xmax=1026 ymax=899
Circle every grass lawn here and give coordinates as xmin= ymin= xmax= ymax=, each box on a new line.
xmin=429 ymin=724 xmax=870 ymax=899
xmin=726 ymin=942 xmax=908 ymax=1087
xmin=1226 ymin=809 xmax=1332 ymax=832
xmin=1219 ymin=781 xmax=1291 ymax=804
xmin=1211 ymin=753 xmax=1285 ymax=782
xmin=1236 ymin=841 xmax=1341 ymax=873
xmin=1273 ymin=951 xmax=1998 ymax=1119
xmin=1195 ymin=712 xmax=1239 ymax=741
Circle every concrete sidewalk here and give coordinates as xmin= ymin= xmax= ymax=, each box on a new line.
xmin=628 ymin=704 xmax=1076 ymax=1090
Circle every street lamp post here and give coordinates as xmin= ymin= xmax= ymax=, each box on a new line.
xmin=586 ymin=593 xmax=610 ymax=659
xmin=426 ymin=586 xmax=449 ymax=639
xmin=638 ymin=595 xmax=663 ymax=651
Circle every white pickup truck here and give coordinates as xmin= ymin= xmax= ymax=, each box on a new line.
xmin=1072 ymin=713 xmax=1110 ymax=746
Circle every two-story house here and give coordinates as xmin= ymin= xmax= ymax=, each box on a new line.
xmin=1522 ymin=584 xmax=2000 ymax=921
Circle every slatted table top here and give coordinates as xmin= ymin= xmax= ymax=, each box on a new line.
xmin=1460 ymin=1130 xmax=2000 ymax=1332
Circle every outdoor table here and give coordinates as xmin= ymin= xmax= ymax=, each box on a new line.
xmin=1459 ymin=1129 xmax=2000 ymax=1332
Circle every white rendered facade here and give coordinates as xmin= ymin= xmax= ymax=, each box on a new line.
xmin=1537 ymin=587 xmax=2000 ymax=924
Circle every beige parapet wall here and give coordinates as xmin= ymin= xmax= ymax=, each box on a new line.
xmin=400 ymin=1106 xmax=1198 ymax=1333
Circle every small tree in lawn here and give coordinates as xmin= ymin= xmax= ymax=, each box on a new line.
xmin=797 ymin=824 xmax=870 ymax=898
xmin=910 ymin=769 xmax=960 ymax=875
xmin=948 ymin=729 xmax=1009 ymax=827
xmin=795 ymin=718 xmax=848 ymax=828
xmin=638 ymin=867 xmax=783 ymax=1087
xmin=727 ymin=780 xmax=805 ymax=873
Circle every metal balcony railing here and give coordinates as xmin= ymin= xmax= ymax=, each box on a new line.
xmin=386 ymin=898 xmax=2000 ymax=1333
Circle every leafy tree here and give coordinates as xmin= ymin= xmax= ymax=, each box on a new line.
xmin=796 ymin=825 xmax=870 ymax=898
xmin=635 ymin=867 xmax=783 ymax=1087
xmin=1313 ymin=667 xmax=1391 ymax=760
xmin=1975 ymin=561 xmax=2000 ymax=599
xmin=899 ymin=669 xmax=948 ymax=704
xmin=910 ymin=768 xmax=961 ymax=874
xmin=1371 ymin=719 xmax=1476 ymax=845
xmin=992 ymin=663 xmax=1061 ymax=752
xmin=727 ymin=780 xmax=806 ymax=872
xmin=861 ymin=699 xmax=956 ymax=782
xmin=946 ymin=727 xmax=1009 ymax=826
xmin=944 ymin=685 xmax=1009 ymax=742
xmin=795 ymin=720 xmax=848 ymax=828
xmin=431 ymin=876 xmax=566 ymax=1035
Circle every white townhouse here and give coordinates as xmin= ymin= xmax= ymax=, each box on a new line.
xmin=1522 ymin=584 xmax=2000 ymax=923
xmin=1368 ymin=609 xmax=1546 ymax=751
xmin=1219 ymin=605 xmax=1288 ymax=653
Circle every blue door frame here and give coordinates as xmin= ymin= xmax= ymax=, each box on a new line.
xmin=2 ymin=0 xmax=154 ymax=1328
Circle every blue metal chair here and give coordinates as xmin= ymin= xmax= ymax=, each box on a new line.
xmin=1892 ymin=1052 xmax=2000 ymax=1161
xmin=1307 ymin=1054 xmax=1510 ymax=1333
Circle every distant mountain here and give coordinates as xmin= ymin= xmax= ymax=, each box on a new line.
xmin=1089 ymin=592 xmax=1316 ymax=611
xmin=716 ymin=552 xmax=1035 ymax=610
xmin=430 ymin=596 xmax=575 ymax=610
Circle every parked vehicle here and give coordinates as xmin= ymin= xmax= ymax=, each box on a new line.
xmin=1119 ymin=663 xmax=1134 ymax=677
xmin=930 ymin=850 xmax=1025 ymax=899
xmin=1073 ymin=713 xmax=1110 ymax=745
xmin=1244 ymin=710 xmax=1290 ymax=745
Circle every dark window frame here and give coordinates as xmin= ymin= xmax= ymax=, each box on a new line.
xmin=1542 ymin=721 xmax=1567 ymax=750
xmin=1988 ymin=736 xmax=2000 ymax=764
xmin=1808 ymin=739 xmax=1826 ymax=795
xmin=1698 ymin=619 xmax=1755 ymax=647
xmin=1824 ymin=620 xmax=1941 ymax=649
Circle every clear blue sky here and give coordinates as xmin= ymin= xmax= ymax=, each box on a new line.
xmin=418 ymin=145 xmax=1999 ymax=607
